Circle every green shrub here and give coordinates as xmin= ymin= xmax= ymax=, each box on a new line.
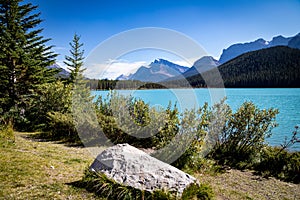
xmin=46 ymin=112 xmax=78 ymax=142
xmin=209 ymin=101 xmax=279 ymax=168
xmin=255 ymin=146 xmax=300 ymax=183
xmin=27 ymin=81 xmax=73 ymax=130
xmin=181 ymin=183 xmax=214 ymax=200
xmin=170 ymin=104 xmax=209 ymax=170
xmin=95 ymin=92 xmax=180 ymax=149
xmin=0 ymin=124 xmax=15 ymax=146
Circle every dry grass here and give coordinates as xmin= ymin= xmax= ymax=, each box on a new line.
xmin=196 ymin=169 xmax=300 ymax=200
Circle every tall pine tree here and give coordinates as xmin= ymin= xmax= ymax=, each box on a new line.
xmin=0 ymin=0 xmax=57 ymax=125
xmin=64 ymin=33 xmax=85 ymax=83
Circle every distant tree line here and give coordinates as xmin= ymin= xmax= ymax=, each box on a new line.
xmin=87 ymin=79 xmax=168 ymax=90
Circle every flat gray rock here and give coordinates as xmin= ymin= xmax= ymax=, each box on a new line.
xmin=90 ymin=143 xmax=196 ymax=195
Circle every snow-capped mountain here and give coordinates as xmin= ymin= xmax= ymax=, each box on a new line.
xmin=47 ymin=63 xmax=70 ymax=78
xmin=123 ymin=59 xmax=189 ymax=82
xmin=219 ymin=33 xmax=300 ymax=64
xmin=116 ymin=74 xmax=132 ymax=81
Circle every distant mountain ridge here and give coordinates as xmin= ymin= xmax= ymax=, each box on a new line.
xmin=181 ymin=46 xmax=300 ymax=88
xmin=182 ymin=56 xmax=220 ymax=78
xmin=116 ymin=74 xmax=131 ymax=81
xmin=118 ymin=59 xmax=189 ymax=82
xmin=113 ymin=33 xmax=300 ymax=84
xmin=47 ymin=63 xmax=70 ymax=78
xmin=165 ymin=56 xmax=220 ymax=82
xmin=219 ymin=33 xmax=300 ymax=64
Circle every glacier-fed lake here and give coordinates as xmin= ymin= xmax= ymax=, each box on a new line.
xmin=92 ymin=88 xmax=300 ymax=151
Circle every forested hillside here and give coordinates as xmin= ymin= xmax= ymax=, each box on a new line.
xmin=182 ymin=46 xmax=300 ymax=88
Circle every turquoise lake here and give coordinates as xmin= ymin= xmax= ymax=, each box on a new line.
xmin=92 ymin=88 xmax=300 ymax=151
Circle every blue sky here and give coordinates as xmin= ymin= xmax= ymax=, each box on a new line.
xmin=27 ymin=0 xmax=300 ymax=78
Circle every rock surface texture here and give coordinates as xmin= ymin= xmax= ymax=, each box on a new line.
xmin=90 ymin=144 xmax=196 ymax=195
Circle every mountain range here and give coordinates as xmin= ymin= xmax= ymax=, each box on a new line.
xmin=117 ymin=59 xmax=189 ymax=82
xmin=114 ymin=32 xmax=300 ymax=83
xmin=49 ymin=32 xmax=300 ymax=85
xmin=179 ymin=46 xmax=300 ymax=88
xmin=47 ymin=64 xmax=70 ymax=78
xmin=177 ymin=56 xmax=220 ymax=79
xmin=219 ymin=33 xmax=300 ymax=64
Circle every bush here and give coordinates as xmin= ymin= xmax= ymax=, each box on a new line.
xmin=209 ymin=101 xmax=278 ymax=168
xmin=181 ymin=183 xmax=214 ymax=200
xmin=95 ymin=92 xmax=180 ymax=149
xmin=255 ymin=146 xmax=300 ymax=183
xmin=0 ymin=124 xmax=15 ymax=146
xmin=26 ymin=81 xmax=72 ymax=130
xmin=170 ymin=104 xmax=209 ymax=170
xmin=30 ymin=80 xmax=95 ymax=143
xmin=46 ymin=112 xmax=78 ymax=142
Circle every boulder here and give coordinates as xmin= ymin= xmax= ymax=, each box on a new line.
xmin=89 ymin=144 xmax=196 ymax=195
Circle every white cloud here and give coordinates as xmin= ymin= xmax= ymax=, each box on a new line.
xmin=53 ymin=46 xmax=67 ymax=51
xmin=84 ymin=60 xmax=147 ymax=79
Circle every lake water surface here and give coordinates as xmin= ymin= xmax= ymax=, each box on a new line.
xmin=93 ymin=88 xmax=300 ymax=151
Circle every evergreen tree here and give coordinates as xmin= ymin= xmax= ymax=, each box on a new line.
xmin=0 ymin=0 xmax=57 ymax=125
xmin=64 ymin=33 xmax=85 ymax=83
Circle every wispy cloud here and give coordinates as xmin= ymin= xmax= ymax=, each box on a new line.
xmin=84 ymin=60 xmax=147 ymax=79
xmin=53 ymin=46 xmax=67 ymax=51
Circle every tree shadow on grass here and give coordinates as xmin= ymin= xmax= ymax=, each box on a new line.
xmin=20 ymin=132 xmax=84 ymax=147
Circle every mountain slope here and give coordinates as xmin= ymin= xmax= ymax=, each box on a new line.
xmin=128 ymin=59 xmax=189 ymax=82
xmin=182 ymin=56 xmax=220 ymax=78
xmin=116 ymin=74 xmax=131 ymax=81
xmin=219 ymin=33 xmax=300 ymax=64
xmin=218 ymin=46 xmax=300 ymax=87
xmin=47 ymin=63 xmax=70 ymax=78
xmin=170 ymin=46 xmax=300 ymax=88
xmin=288 ymin=33 xmax=300 ymax=49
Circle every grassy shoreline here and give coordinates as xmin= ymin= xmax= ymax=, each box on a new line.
xmin=1 ymin=132 xmax=299 ymax=200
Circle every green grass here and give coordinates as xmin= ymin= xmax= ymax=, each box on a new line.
xmin=0 ymin=132 xmax=99 ymax=199
xmin=1 ymin=132 xmax=299 ymax=200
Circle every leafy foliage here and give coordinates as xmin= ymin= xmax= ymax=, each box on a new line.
xmin=181 ymin=183 xmax=214 ymax=200
xmin=254 ymin=127 xmax=300 ymax=183
xmin=94 ymin=92 xmax=179 ymax=148
xmin=255 ymin=146 xmax=300 ymax=183
xmin=25 ymin=81 xmax=72 ymax=130
xmin=46 ymin=112 xmax=78 ymax=142
xmin=209 ymin=101 xmax=279 ymax=167
xmin=41 ymin=34 xmax=94 ymax=143
xmin=0 ymin=124 xmax=14 ymax=147
xmin=169 ymin=104 xmax=209 ymax=170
